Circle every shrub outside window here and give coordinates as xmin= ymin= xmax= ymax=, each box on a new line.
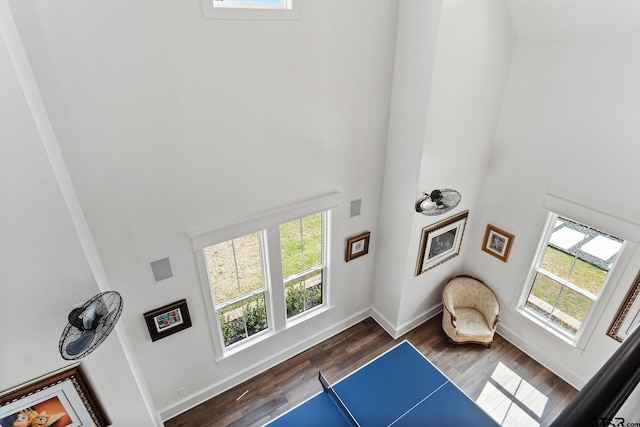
xmin=204 ymin=233 xmax=269 ymax=347
xmin=201 ymin=210 xmax=328 ymax=350
xmin=280 ymin=213 xmax=324 ymax=319
xmin=522 ymin=214 xmax=623 ymax=340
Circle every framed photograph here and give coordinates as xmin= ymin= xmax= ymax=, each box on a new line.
xmin=607 ymin=272 xmax=640 ymax=342
xmin=415 ymin=211 xmax=469 ymax=275
xmin=346 ymin=232 xmax=371 ymax=262
xmin=0 ymin=364 xmax=110 ymax=426
xmin=481 ymin=224 xmax=515 ymax=262
xmin=144 ymin=299 xmax=192 ymax=342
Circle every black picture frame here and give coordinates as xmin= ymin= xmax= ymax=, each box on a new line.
xmin=144 ymin=299 xmax=192 ymax=342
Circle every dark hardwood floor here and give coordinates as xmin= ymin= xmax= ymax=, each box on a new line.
xmin=164 ymin=314 xmax=577 ymax=426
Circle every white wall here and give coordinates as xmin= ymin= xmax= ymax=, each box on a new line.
xmin=7 ymin=0 xmax=399 ymax=419
xmin=464 ymin=39 xmax=640 ymax=388
xmin=400 ymin=0 xmax=515 ymax=327
xmin=0 ymin=3 xmax=158 ymax=424
xmin=372 ymin=0 xmax=443 ymax=334
xmin=372 ymin=0 xmax=515 ymax=335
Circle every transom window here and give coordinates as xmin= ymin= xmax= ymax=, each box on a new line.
xmin=202 ymin=0 xmax=299 ymax=20
xmin=522 ymin=214 xmax=623 ymax=340
xmin=199 ymin=210 xmax=329 ymax=353
xmin=213 ymin=0 xmax=292 ymax=10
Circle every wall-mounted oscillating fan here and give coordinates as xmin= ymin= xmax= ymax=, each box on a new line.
xmin=59 ymin=291 xmax=123 ymax=360
xmin=415 ymin=189 xmax=461 ymax=216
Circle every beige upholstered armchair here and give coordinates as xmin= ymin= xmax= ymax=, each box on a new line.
xmin=442 ymin=275 xmax=500 ymax=347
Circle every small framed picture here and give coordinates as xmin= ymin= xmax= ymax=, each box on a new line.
xmin=144 ymin=299 xmax=192 ymax=342
xmin=0 ymin=364 xmax=110 ymax=426
xmin=346 ymin=232 xmax=371 ymax=262
xmin=416 ymin=211 xmax=469 ymax=275
xmin=482 ymin=224 xmax=515 ymax=262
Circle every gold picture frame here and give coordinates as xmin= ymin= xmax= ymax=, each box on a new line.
xmin=346 ymin=232 xmax=371 ymax=262
xmin=415 ymin=211 xmax=469 ymax=275
xmin=607 ymin=272 xmax=640 ymax=342
xmin=0 ymin=364 xmax=110 ymax=426
xmin=481 ymin=224 xmax=515 ymax=263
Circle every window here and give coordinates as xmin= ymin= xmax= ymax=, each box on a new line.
xmin=521 ymin=214 xmax=623 ymax=341
xmin=195 ymin=205 xmax=331 ymax=355
xmin=204 ymin=233 xmax=269 ymax=346
xmin=202 ymin=0 xmax=300 ymax=20
xmin=213 ymin=0 xmax=292 ymax=10
xmin=281 ymin=213 xmax=324 ymax=318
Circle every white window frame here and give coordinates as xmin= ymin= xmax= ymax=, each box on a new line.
xmin=208 ymin=231 xmax=273 ymax=349
xmin=515 ymin=194 xmax=640 ymax=349
xmin=190 ymin=192 xmax=338 ymax=360
xmin=213 ymin=0 xmax=292 ymax=10
xmin=202 ymin=0 xmax=301 ymax=20
xmin=280 ymin=213 xmax=328 ymax=325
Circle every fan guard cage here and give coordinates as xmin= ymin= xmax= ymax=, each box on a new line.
xmin=59 ymin=291 xmax=123 ymax=360
xmin=415 ymin=189 xmax=461 ymax=216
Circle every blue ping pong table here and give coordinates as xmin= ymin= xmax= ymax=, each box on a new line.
xmin=265 ymin=340 xmax=498 ymax=426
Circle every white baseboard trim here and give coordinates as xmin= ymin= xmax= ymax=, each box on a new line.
xmin=395 ymin=303 xmax=443 ymax=338
xmin=160 ymin=308 xmax=372 ymax=421
xmin=370 ymin=303 xmax=442 ymax=338
xmin=369 ymin=307 xmax=396 ymax=337
xmin=496 ymin=323 xmax=585 ymax=390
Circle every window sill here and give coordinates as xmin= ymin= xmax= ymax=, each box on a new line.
xmin=286 ymin=304 xmax=332 ymax=328
xmin=216 ymin=329 xmax=275 ymax=362
xmin=517 ymin=308 xmax=586 ymax=351
xmin=215 ymin=304 xmax=332 ymax=362
xmin=201 ymin=0 xmax=302 ymax=20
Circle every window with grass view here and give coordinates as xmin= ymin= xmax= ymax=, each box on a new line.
xmin=523 ymin=215 xmax=623 ymax=339
xmin=281 ymin=213 xmax=324 ymax=319
xmin=204 ymin=233 xmax=269 ymax=347
xmin=202 ymin=210 xmax=328 ymax=349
